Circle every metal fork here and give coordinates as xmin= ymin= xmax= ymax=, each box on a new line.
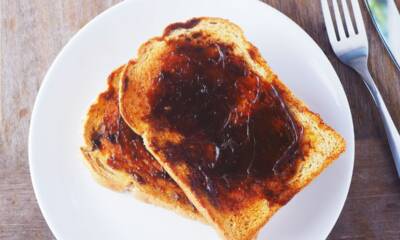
xmin=321 ymin=0 xmax=400 ymax=177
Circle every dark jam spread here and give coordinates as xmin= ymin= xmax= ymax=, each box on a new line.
xmin=164 ymin=18 xmax=201 ymax=36
xmin=105 ymin=116 xmax=169 ymax=183
xmin=90 ymin=84 xmax=173 ymax=184
xmin=148 ymin=38 xmax=303 ymax=205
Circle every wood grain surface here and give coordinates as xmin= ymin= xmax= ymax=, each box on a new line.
xmin=1 ymin=0 xmax=399 ymax=239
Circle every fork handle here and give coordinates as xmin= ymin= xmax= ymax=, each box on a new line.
xmin=350 ymin=57 xmax=400 ymax=177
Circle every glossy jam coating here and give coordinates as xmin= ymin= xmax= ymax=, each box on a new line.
xmin=148 ymin=39 xmax=303 ymax=203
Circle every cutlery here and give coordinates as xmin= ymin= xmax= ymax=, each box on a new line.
xmin=321 ymin=0 xmax=400 ymax=176
xmin=365 ymin=0 xmax=400 ymax=71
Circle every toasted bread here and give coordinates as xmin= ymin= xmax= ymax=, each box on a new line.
xmin=81 ymin=65 xmax=202 ymax=221
xmin=119 ymin=18 xmax=345 ymax=240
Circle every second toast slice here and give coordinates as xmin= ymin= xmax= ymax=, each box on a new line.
xmin=81 ymin=66 xmax=202 ymax=221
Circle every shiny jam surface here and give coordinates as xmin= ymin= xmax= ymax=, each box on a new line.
xmin=148 ymin=38 xmax=304 ymax=208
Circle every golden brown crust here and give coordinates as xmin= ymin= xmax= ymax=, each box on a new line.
xmin=119 ymin=17 xmax=346 ymax=240
xmin=81 ymin=65 xmax=204 ymax=222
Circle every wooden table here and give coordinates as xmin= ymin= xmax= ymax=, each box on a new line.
xmin=1 ymin=0 xmax=399 ymax=239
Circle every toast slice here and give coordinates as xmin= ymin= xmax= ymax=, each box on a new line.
xmin=81 ymin=65 xmax=202 ymax=221
xmin=119 ymin=18 xmax=345 ymax=240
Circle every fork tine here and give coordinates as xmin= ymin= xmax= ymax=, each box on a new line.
xmin=350 ymin=0 xmax=366 ymax=36
xmin=332 ymin=0 xmax=346 ymax=40
xmin=340 ymin=0 xmax=355 ymax=35
xmin=321 ymin=0 xmax=338 ymax=43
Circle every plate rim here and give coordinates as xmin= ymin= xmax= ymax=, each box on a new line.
xmin=29 ymin=0 xmax=355 ymax=239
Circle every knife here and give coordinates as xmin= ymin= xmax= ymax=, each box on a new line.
xmin=365 ymin=0 xmax=400 ymax=71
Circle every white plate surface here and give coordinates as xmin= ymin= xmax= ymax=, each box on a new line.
xmin=29 ymin=0 xmax=354 ymax=239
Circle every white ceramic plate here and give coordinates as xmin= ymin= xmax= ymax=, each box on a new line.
xmin=29 ymin=0 xmax=354 ymax=239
